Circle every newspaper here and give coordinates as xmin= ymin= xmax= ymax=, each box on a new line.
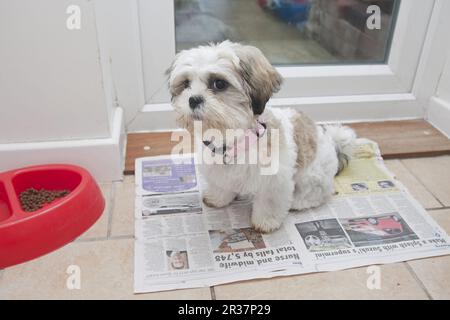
xmin=134 ymin=140 xmax=450 ymax=293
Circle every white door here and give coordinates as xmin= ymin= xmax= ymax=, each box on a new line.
xmin=133 ymin=0 xmax=448 ymax=130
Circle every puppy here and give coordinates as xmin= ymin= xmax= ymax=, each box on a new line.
xmin=168 ymin=41 xmax=356 ymax=233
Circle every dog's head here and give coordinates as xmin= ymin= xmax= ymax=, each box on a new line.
xmin=167 ymin=41 xmax=282 ymax=132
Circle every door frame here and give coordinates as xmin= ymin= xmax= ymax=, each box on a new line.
xmin=106 ymin=0 xmax=450 ymax=131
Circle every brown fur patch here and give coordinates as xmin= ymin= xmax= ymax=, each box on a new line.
xmin=291 ymin=111 xmax=317 ymax=169
xmin=254 ymin=113 xmax=287 ymax=167
xmin=233 ymin=44 xmax=282 ymax=115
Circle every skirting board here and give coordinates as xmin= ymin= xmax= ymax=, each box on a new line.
xmin=130 ymin=93 xmax=424 ymax=132
xmin=0 ymin=108 xmax=126 ymax=183
xmin=428 ymin=97 xmax=450 ymax=139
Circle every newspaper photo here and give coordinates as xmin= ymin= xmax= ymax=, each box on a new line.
xmin=137 ymin=193 xmax=202 ymax=218
xmin=134 ymin=141 xmax=450 ymax=293
xmin=135 ymin=154 xmax=199 ymax=195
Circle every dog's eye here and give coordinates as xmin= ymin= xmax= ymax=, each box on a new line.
xmin=182 ymin=79 xmax=190 ymax=89
xmin=212 ymin=79 xmax=228 ymax=91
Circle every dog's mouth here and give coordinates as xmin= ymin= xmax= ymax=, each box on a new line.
xmin=190 ymin=109 xmax=204 ymax=121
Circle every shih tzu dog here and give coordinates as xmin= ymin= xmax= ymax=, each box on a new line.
xmin=168 ymin=41 xmax=356 ymax=233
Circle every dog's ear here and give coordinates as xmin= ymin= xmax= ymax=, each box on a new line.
xmin=234 ymin=45 xmax=283 ymax=115
xmin=165 ymin=59 xmax=176 ymax=99
xmin=165 ymin=63 xmax=173 ymax=78
xmin=166 ymin=51 xmax=185 ymax=99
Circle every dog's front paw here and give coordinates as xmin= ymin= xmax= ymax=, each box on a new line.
xmin=202 ymin=189 xmax=235 ymax=208
xmin=251 ymin=213 xmax=283 ymax=234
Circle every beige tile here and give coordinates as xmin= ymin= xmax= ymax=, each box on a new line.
xmin=407 ymin=209 xmax=450 ymax=300
xmin=76 ymin=183 xmax=112 ymax=240
xmin=402 ymin=157 xmax=450 ymax=206
xmin=214 ymin=263 xmax=429 ymax=300
xmin=0 ymin=239 xmax=211 ymax=300
xmin=110 ymin=176 xmax=135 ymax=237
xmin=384 ymin=160 xmax=442 ymax=209
xmin=428 ymin=209 xmax=450 ymax=233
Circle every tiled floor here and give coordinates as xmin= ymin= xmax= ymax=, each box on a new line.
xmin=1 ymin=156 xmax=449 ymax=299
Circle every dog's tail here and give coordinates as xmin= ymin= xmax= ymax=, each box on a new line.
xmin=323 ymin=124 xmax=356 ymax=175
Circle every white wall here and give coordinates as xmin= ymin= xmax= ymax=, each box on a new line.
xmin=92 ymin=0 xmax=146 ymax=130
xmin=0 ymin=0 xmax=125 ymax=181
xmin=428 ymin=52 xmax=450 ymax=138
xmin=0 ymin=0 xmax=113 ymax=143
xmin=436 ymin=59 xmax=450 ymax=102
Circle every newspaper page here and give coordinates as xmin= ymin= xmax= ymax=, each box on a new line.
xmin=135 ymin=154 xmax=199 ymax=196
xmin=134 ymin=141 xmax=450 ymax=293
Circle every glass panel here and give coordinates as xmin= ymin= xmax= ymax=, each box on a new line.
xmin=175 ymin=0 xmax=400 ymax=65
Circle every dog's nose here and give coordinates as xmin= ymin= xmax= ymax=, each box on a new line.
xmin=189 ymin=95 xmax=204 ymax=110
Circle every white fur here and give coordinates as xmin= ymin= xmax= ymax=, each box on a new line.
xmin=200 ymin=108 xmax=355 ymax=232
xmin=168 ymin=41 xmax=356 ymax=233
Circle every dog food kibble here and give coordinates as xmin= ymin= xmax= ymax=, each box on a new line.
xmin=19 ymin=188 xmax=70 ymax=212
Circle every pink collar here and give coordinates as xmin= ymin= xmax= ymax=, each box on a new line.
xmin=203 ymin=121 xmax=267 ymax=164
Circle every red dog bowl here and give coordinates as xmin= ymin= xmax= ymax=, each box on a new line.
xmin=0 ymin=164 xmax=105 ymax=268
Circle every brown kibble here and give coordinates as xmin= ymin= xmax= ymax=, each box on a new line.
xmin=19 ymin=188 xmax=71 ymax=212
